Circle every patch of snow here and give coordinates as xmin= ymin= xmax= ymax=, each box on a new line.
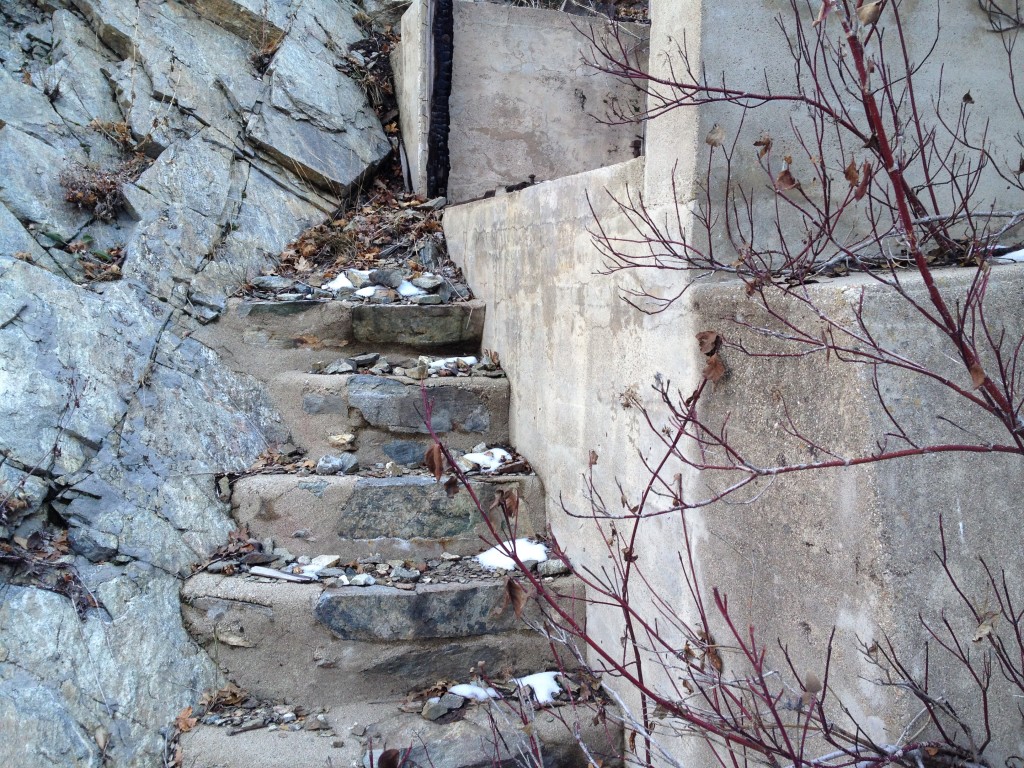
xmin=355 ymin=286 xmax=377 ymax=298
xmin=476 ymin=539 xmax=548 ymax=571
xmin=993 ymin=247 xmax=1024 ymax=264
xmin=324 ymin=273 xmax=354 ymax=291
xmin=397 ymin=280 xmax=426 ymax=297
xmin=460 ymin=448 xmax=512 ymax=473
xmin=449 ymin=683 xmax=500 ymax=701
xmin=512 ymin=672 xmax=562 ymax=706
xmin=428 ymin=356 xmax=478 ymax=369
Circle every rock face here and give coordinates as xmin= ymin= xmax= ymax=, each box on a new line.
xmin=0 ymin=0 xmax=388 ymax=765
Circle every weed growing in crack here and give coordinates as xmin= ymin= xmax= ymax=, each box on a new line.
xmin=59 ymin=154 xmax=149 ymax=221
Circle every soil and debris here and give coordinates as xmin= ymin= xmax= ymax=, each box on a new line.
xmin=0 ymin=530 xmax=103 ymax=618
xmin=197 ymin=525 xmax=570 ymax=587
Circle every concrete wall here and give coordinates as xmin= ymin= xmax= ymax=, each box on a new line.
xmin=444 ymin=158 xmax=1024 ymax=760
xmin=393 ymin=0 xmax=430 ymax=194
xmin=394 ymin=0 xmax=649 ymax=202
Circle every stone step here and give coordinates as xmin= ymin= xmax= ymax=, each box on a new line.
xmin=193 ymin=299 xmax=487 ymax=382
xmin=269 ymin=372 xmax=509 ymax=463
xmin=232 ymin=473 xmax=546 ymax=561
xmin=180 ymin=700 xmax=622 ymax=768
xmin=181 ymin=573 xmax=583 ymax=709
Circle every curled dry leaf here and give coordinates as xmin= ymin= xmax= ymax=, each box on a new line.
xmin=963 ymin=91 xmax=974 ymax=104
xmin=588 ymin=450 xmax=599 ymax=467
xmin=754 ymin=135 xmax=772 ymax=159
xmin=854 ymin=162 xmax=872 ymax=200
xmin=424 ymin=443 xmax=444 ymax=482
xmin=844 ymin=159 xmax=860 ymax=187
xmin=378 ymin=748 xmax=402 ymax=768
xmin=489 ymin=488 xmax=520 ymax=520
xmin=973 ymin=610 xmax=999 ymax=642
xmin=174 ymin=706 xmax=198 ymax=735
xmin=857 ymin=1 xmax=883 ymax=25
xmin=444 ymin=475 xmax=460 ymax=498
xmin=705 ymin=123 xmax=725 ymax=148
xmin=969 ymin=362 xmax=987 ymax=390
xmin=775 ymin=168 xmax=800 ymax=192
xmin=506 ymin=577 xmax=529 ymax=619
xmin=696 ymin=330 xmax=722 ymax=356
xmin=703 ymin=353 xmax=726 ymax=384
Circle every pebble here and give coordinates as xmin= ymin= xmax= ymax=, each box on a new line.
xmin=324 ymin=359 xmax=356 ymax=375
xmin=411 ymin=275 xmax=444 ymax=292
xmin=206 ymin=560 xmax=232 ymax=574
xmin=252 ymin=275 xmax=294 ymax=291
xmin=316 ymin=454 xmax=359 ymax=475
xmin=347 ymin=353 xmax=380 ymax=368
xmin=391 ymin=566 xmax=421 ymax=582
xmin=411 ymin=294 xmax=442 ymax=305
xmin=537 ymin=559 xmax=571 ymax=577
xmin=349 ymin=574 xmax=376 ymax=587
xmin=327 ymin=433 xmax=357 ymax=450
xmin=421 ymin=698 xmax=449 ymax=721
xmin=310 ymin=555 xmax=341 ymax=570
xmin=369 ymin=268 xmax=407 ymax=289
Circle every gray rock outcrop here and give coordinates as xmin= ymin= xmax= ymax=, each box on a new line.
xmin=0 ymin=0 xmax=391 ymax=765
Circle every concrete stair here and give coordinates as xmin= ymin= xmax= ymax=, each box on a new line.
xmin=181 ymin=298 xmax=618 ymax=767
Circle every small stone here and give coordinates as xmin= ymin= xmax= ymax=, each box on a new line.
xmin=297 ymin=555 xmax=312 ymax=565
xmin=410 ymin=294 xmax=443 ymax=305
xmin=537 ymin=559 xmax=571 ymax=577
xmin=521 ymin=559 xmax=539 ymax=572
xmin=393 ymin=582 xmax=415 ymax=591
xmin=252 ymin=275 xmax=294 ymax=291
xmin=304 ymin=715 xmax=329 ymax=731
xmin=347 ymin=270 xmax=372 ymax=288
xmin=277 ymin=293 xmax=305 ymax=301
xmin=438 ymin=282 xmax=471 ymax=302
xmin=404 ymin=363 xmax=428 ymax=380
xmin=281 ymin=712 xmax=297 ymax=723
xmin=391 ymin=566 xmax=421 ymax=582
xmin=421 ymin=698 xmax=449 ymax=721
xmin=332 ymin=739 xmax=345 ymax=748
xmin=440 ymin=552 xmax=460 ymax=561
xmin=216 ymin=476 xmax=231 ymax=501
xmin=327 ymin=433 xmax=357 ymax=451
xmin=311 ymin=555 xmax=341 ymax=570
xmin=369 ymin=268 xmax=406 ymax=289
xmin=291 ymin=529 xmax=311 ymax=539
xmin=375 ymin=563 xmax=390 ymax=575
xmin=349 ymin=573 xmax=376 ymax=586
xmin=439 ymin=692 xmax=465 ymax=710
xmin=369 ymin=361 xmax=392 ymax=375
xmin=205 ymin=560 xmax=232 ymax=574
xmin=316 ymin=454 xmax=359 ymax=475
xmin=351 ymin=723 xmax=366 ymax=737
xmin=411 ymin=275 xmax=444 ymax=292
xmin=347 ymin=353 xmax=380 ymax=368
xmin=324 ymin=359 xmax=356 ymax=375
xmin=367 ymin=289 xmax=397 ymax=304
xmin=273 ymin=547 xmax=295 ymax=561
xmin=418 ymin=196 xmax=447 ymax=211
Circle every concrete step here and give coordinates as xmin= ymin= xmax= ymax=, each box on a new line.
xmin=193 ymin=299 xmax=487 ymax=382
xmin=181 ymin=573 xmax=583 ymax=709
xmin=232 ymin=473 xmax=546 ymax=560
xmin=180 ymin=700 xmax=622 ymax=768
xmin=269 ymin=372 xmax=509 ymax=462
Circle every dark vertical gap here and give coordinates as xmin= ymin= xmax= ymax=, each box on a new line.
xmin=426 ymin=0 xmax=454 ymax=198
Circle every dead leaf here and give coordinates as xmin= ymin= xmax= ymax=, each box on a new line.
xmin=588 ymin=450 xmax=599 ymax=467
xmin=854 ymin=161 xmax=872 ymax=200
xmin=754 ymin=135 xmax=773 ymax=159
xmin=506 ymin=578 xmax=529 ymax=619
xmin=973 ymin=610 xmax=999 ymax=642
xmin=775 ymin=168 xmax=800 ymax=192
xmin=857 ymin=1 xmax=883 ymax=25
xmin=969 ymin=362 xmax=987 ymax=390
xmin=962 ymin=91 xmax=974 ymax=105
xmin=696 ymin=330 xmax=721 ymax=356
xmin=702 ymin=354 xmax=726 ymax=383
xmin=424 ymin=444 xmax=444 ymax=482
xmin=489 ymin=489 xmax=520 ymax=521
xmin=444 ymin=475 xmax=460 ymax=498
xmin=804 ymin=672 xmax=822 ymax=694
xmin=174 ymin=706 xmax=198 ymax=735
xmin=705 ymin=124 xmax=725 ymax=148
xmin=377 ymin=748 xmax=402 ymax=768
xmin=844 ymin=159 xmax=859 ymax=187
xmin=706 ymin=644 xmax=724 ymax=674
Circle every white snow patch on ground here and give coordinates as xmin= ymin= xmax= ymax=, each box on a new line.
xmin=475 ymin=539 xmax=548 ymax=570
xmin=513 ymin=672 xmax=563 ymax=705
xmin=450 ymin=683 xmax=500 ymax=701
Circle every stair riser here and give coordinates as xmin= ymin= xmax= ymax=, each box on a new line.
xmin=192 ymin=299 xmax=486 ymax=384
xmin=182 ymin=575 xmax=582 ymax=708
xmin=270 ymin=372 xmax=510 ymax=462
xmin=232 ymin=474 xmax=546 ymax=560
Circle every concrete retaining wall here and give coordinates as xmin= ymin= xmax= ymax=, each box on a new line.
xmin=444 ymin=156 xmax=1024 ymax=760
xmin=394 ymin=0 xmax=648 ymax=202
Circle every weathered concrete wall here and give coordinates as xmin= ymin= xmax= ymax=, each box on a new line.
xmin=395 ymin=0 xmax=648 ymax=202
xmin=444 ymin=158 xmax=1024 ymax=760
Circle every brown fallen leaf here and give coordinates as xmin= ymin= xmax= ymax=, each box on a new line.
xmin=489 ymin=488 xmax=520 ymax=521
xmin=973 ymin=610 xmax=1000 ymax=642
xmin=754 ymin=135 xmax=773 ymax=160
xmin=775 ymin=168 xmax=800 ymax=192
xmin=506 ymin=577 xmax=529 ymax=619
xmin=424 ymin=443 xmax=444 ymax=482
xmin=854 ymin=161 xmax=873 ymax=200
xmin=703 ymin=353 xmax=726 ymax=383
xmin=844 ymin=159 xmax=859 ymax=187
xmin=444 ymin=475 xmax=460 ymax=498
xmin=705 ymin=123 xmax=725 ymax=148
xmin=377 ymin=748 xmax=402 ymax=768
xmin=174 ymin=706 xmax=198 ymax=734
xmin=969 ymin=362 xmax=987 ymax=390
xmin=696 ymin=330 xmax=721 ymax=355
xmin=588 ymin=450 xmax=599 ymax=467
xmin=857 ymin=1 xmax=883 ymax=25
